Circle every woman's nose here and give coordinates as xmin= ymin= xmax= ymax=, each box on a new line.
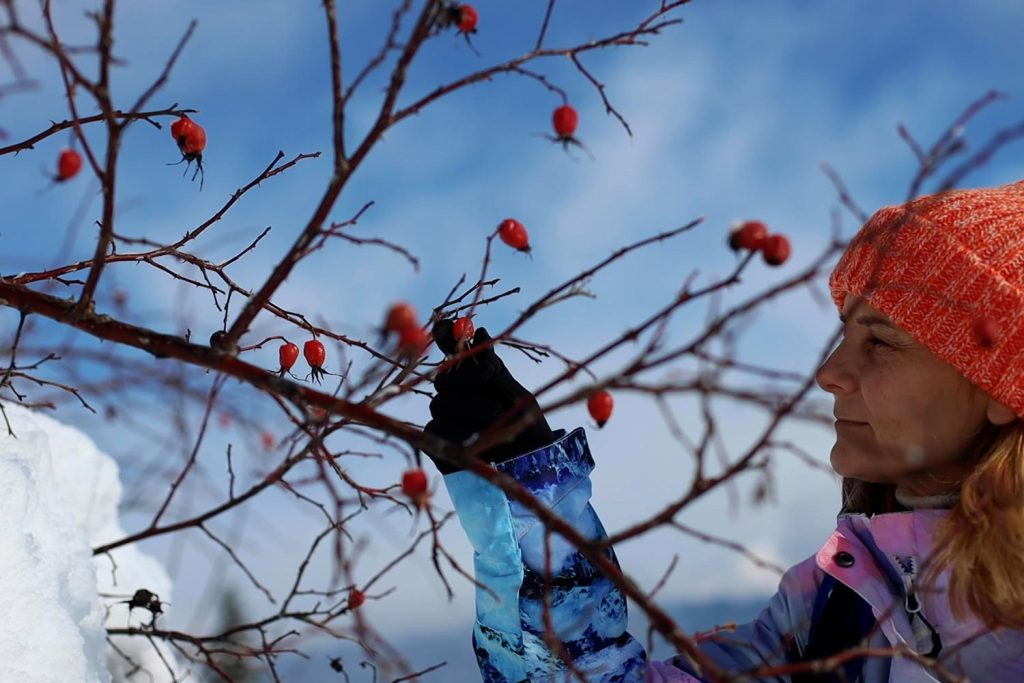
xmin=815 ymin=340 xmax=855 ymax=395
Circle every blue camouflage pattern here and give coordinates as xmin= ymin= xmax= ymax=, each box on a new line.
xmin=444 ymin=427 xmax=648 ymax=682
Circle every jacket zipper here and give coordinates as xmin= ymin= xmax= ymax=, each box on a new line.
xmin=892 ymin=555 xmax=943 ymax=658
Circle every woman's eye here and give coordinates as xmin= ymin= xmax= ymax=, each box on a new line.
xmin=868 ymin=337 xmax=890 ymax=349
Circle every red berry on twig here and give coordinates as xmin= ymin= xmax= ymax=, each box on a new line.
xmin=452 ymin=316 xmax=474 ymax=346
xmin=169 ymin=115 xmax=206 ymax=189
xmin=548 ymin=104 xmax=590 ymax=156
xmin=397 ymin=325 xmax=431 ymax=360
xmin=385 ymin=302 xmax=418 ymax=336
xmin=498 ymin=218 xmax=531 ymax=253
xmin=728 ymin=220 xmax=768 ymax=252
xmin=456 ymin=4 xmax=478 ymax=33
xmin=279 ymin=342 xmax=300 ymax=374
xmin=552 ymin=105 xmax=578 ymax=139
xmin=402 ymin=468 xmax=429 ymax=505
xmin=587 ymin=390 xmax=614 ymax=428
xmin=170 ymin=116 xmax=195 ymax=145
xmin=56 ymin=149 xmax=82 ymax=181
xmin=761 ymin=233 xmax=791 ymax=266
xmin=304 ymin=339 xmax=327 ymax=383
xmin=347 ymin=588 xmax=365 ymax=609
xmin=440 ymin=3 xmax=479 ymax=52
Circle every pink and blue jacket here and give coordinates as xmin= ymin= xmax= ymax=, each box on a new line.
xmin=442 ymin=427 xmax=1024 ymax=682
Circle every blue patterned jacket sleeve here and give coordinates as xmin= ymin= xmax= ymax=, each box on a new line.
xmin=443 ymin=426 xmax=649 ymax=682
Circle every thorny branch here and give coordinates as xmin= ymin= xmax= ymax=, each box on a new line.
xmin=1 ymin=1 xmax=1018 ymax=681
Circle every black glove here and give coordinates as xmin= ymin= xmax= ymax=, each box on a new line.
xmin=423 ymin=319 xmax=560 ymax=474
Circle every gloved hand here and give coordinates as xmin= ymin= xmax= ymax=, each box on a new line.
xmin=423 ymin=319 xmax=560 ymax=474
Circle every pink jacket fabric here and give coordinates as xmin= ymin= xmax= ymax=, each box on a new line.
xmin=650 ymin=510 xmax=1024 ymax=681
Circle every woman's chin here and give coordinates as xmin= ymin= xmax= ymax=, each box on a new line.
xmin=829 ymin=445 xmax=894 ymax=482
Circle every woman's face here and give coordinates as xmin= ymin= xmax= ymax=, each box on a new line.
xmin=815 ymin=294 xmax=1016 ymax=495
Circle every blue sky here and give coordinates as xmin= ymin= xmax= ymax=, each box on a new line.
xmin=3 ymin=1 xmax=1024 ymax=679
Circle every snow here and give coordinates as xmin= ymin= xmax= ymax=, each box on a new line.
xmin=0 ymin=402 xmax=181 ymax=682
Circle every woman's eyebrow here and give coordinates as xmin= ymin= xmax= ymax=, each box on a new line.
xmin=838 ymin=313 xmax=896 ymax=328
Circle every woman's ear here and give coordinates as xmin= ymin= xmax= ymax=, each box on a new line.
xmin=986 ymin=396 xmax=1018 ymax=426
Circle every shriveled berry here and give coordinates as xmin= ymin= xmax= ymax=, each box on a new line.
xmin=279 ymin=342 xmax=300 ymax=373
xmin=728 ymin=220 xmax=768 ymax=252
xmin=973 ymin=315 xmax=999 ymax=348
xmin=347 ymin=588 xmax=365 ymax=609
xmin=498 ymin=218 xmax=530 ymax=253
xmin=552 ymin=105 xmax=578 ymax=139
xmin=761 ymin=233 xmax=791 ymax=266
xmin=587 ymin=390 xmax=614 ymax=428
xmin=57 ymin=149 xmax=82 ymax=181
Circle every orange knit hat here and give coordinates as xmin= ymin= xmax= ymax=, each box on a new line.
xmin=829 ymin=179 xmax=1024 ymax=419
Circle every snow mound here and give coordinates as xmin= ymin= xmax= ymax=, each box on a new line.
xmin=0 ymin=402 xmax=181 ymax=682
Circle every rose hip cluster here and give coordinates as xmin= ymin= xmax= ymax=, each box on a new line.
xmin=277 ymin=338 xmax=328 ymax=383
xmin=727 ymin=220 xmax=791 ymax=266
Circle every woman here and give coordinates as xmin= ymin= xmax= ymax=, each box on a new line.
xmin=423 ymin=180 xmax=1024 ymax=682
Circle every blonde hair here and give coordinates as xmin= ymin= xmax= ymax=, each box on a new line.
xmin=841 ymin=419 xmax=1024 ymax=630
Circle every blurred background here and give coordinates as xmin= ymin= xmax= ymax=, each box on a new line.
xmin=2 ymin=1 xmax=1024 ymax=679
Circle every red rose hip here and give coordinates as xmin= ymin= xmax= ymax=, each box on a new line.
xmin=279 ymin=342 xmax=300 ymax=373
xmin=170 ymin=115 xmax=206 ymax=157
xmin=401 ymin=468 xmax=429 ymax=504
xmin=452 ymin=317 xmax=475 ymax=344
xmin=456 ymin=4 xmax=478 ymax=33
xmin=385 ymin=302 xmax=418 ymax=335
xmin=761 ymin=233 xmax=791 ymax=266
xmin=304 ymin=338 xmax=327 ymax=383
xmin=552 ymin=105 xmax=578 ymax=139
xmin=56 ymin=149 xmax=82 ymax=181
xmin=728 ymin=220 xmax=768 ymax=252
xmin=170 ymin=114 xmax=206 ymax=188
xmin=587 ymin=390 xmax=614 ymax=428
xmin=398 ymin=325 xmax=431 ymax=359
xmin=498 ymin=218 xmax=530 ymax=253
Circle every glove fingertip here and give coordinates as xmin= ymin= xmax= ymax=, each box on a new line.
xmin=432 ymin=319 xmax=457 ymax=356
